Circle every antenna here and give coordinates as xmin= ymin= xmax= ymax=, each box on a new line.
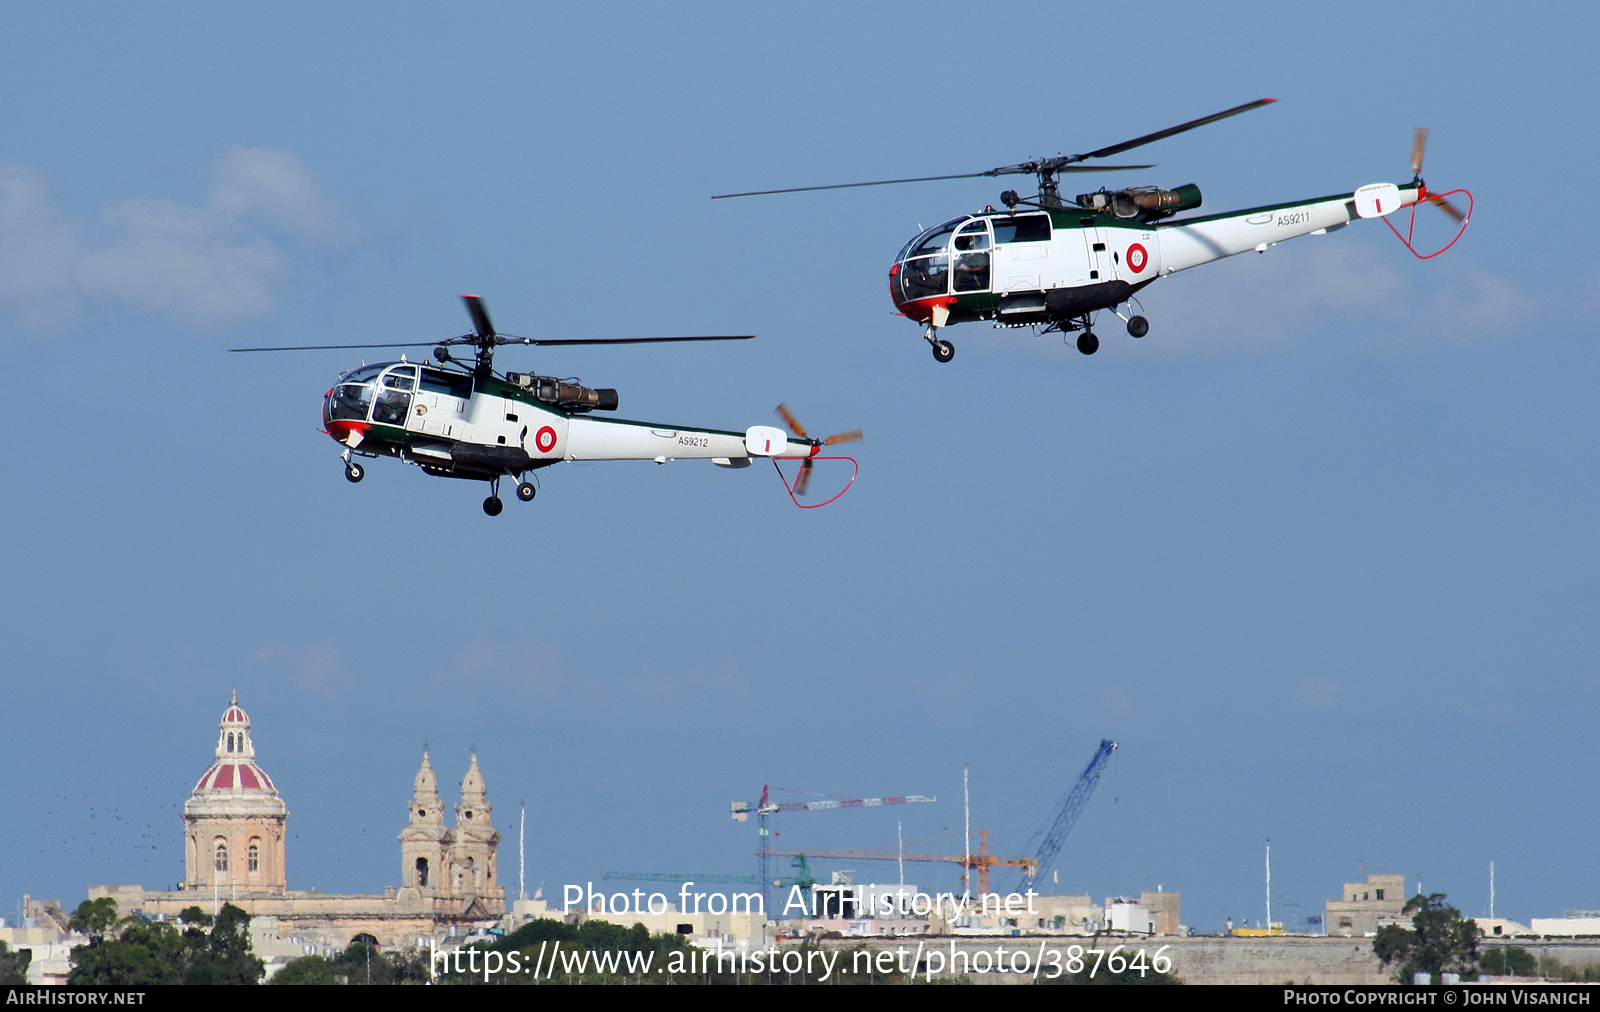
xmin=1490 ymin=861 xmax=1495 ymax=919
xmin=963 ymin=764 xmax=971 ymax=898
xmin=1265 ymin=838 xmax=1272 ymax=932
xmin=520 ymin=800 xmax=526 ymax=903
xmin=898 ymin=818 xmax=904 ymax=889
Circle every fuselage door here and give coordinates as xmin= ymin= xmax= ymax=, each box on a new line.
xmin=991 ymin=213 xmax=1052 ymax=293
xmin=373 ymin=366 xmax=416 ymax=428
xmin=951 ymin=219 xmax=992 ymax=293
xmin=416 ymin=368 xmax=473 ymax=438
xmin=1083 ymin=223 xmax=1109 ymax=283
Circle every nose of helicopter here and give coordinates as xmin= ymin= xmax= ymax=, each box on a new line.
xmin=325 ymin=419 xmax=370 ymax=447
xmin=323 ymin=389 xmax=371 ymax=447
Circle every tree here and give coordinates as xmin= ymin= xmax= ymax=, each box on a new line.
xmin=269 ymin=955 xmax=336 ymax=985
xmin=1373 ymin=893 xmax=1479 ymax=983
xmin=1480 ymin=945 xmax=1537 ymax=977
xmin=69 ymin=920 xmax=186 ymax=985
xmin=181 ymin=903 xmax=265 ymax=984
xmin=68 ymin=897 xmax=120 ymax=942
xmin=0 ymin=940 xmax=33 ymax=984
xmin=68 ymin=899 xmax=263 ymax=985
xmin=270 ymin=943 xmax=431 ymax=985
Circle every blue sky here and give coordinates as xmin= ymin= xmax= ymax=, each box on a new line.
xmin=1 ymin=2 xmax=1595 ymax=932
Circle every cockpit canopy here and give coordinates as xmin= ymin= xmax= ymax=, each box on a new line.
xmin=325 ymin=362 xmax=473 ymax=426
xmin=891 ymin=212 xmax=1052 ymax=304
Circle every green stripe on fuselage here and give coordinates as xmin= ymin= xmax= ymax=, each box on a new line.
xmin=1154 ymin=189 xmax=1415 ymax=228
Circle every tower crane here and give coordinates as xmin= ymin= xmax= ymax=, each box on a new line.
xmin=1002 ymin=739 xmax=1118 ymax=896
xmin=732 ymin=784 xmax=934 ymax=913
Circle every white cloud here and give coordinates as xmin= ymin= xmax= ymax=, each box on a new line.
xmin=0 ymin=164 xmax=85 ymax=333
xmin=0 ymin=148 xmax=357 ymax=335
xmin=1133 ymin=238 xmax=1541 ymax=360
xmin=970 ymin=233 xmax=1547 ymax=362
xmin=246 ymin=638 xmax=354 ymax=700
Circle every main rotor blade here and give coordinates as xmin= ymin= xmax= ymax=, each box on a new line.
xmin=712 ymin=165 xmax=1153 ymax=198
xmin=462 ymin=294 xmax=495 ymax=339
xmin=232 ymin=334 xmax=752 ymax=352
xmin=715 ymin=172 xmax=996 ymax=198
xmin=505 ymin=335 xmax=755 ymax=346
xmin=987 ymin=163 xmax=1155 ymax=177
xmin=230 ymin=342 xmax=437 ymax=352
xmin=1074 ymin=98 xmax=1276 ymax=162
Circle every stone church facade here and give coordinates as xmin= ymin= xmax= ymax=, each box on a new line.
xmin=93 ymin=694 xmax=505 ymax=950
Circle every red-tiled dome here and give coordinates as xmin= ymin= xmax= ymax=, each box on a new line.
xmin=194 ymin=761 xmax=277 ymax=793
xmin=189 ymin=693 xmax=281 ymax=802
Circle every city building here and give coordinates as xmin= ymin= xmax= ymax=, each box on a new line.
xmin=90 ymin=694 xmax=504 ymax=957
xmin=1474 ymin=917 xmax=1532 ymax=938
xmin=1530 ymin=912 xmax=1600 ymax=937
xmin=1326 ymin=874 xmax=1407 ymax=936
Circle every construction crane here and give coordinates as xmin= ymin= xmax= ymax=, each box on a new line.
xmin=763 ymin=829 xmax=1036 ymax=897
xmin=1003 ymin=738 xmax=1118 ymax=895
xmin=732 ymin=784 xmax=935 ymax=912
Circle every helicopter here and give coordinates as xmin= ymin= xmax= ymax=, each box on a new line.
xmin=714 ymin=100 xmax=1470 ymax=362
xmin=232 ymin=296 xmax=862 ymax=515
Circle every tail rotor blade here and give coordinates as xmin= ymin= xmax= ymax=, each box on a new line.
xmin=793 ymin=459 xmax=814 ymax=496
xmin=775 ymin=403 xmax=809 ymax=439
xmin=1411 ymin=128 xmax=1428 ymax=177
xmin=1428 ymin=193 xmax=1466 ymax=223
xmin=822 ymin=430 xmax=864 ymax=446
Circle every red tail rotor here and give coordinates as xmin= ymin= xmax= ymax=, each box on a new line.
xmin=773 ymin=404 xmax=862 ymax=503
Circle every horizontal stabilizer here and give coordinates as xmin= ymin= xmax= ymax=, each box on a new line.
xmin=1354 ymin=182 xmax=1402 ymax=219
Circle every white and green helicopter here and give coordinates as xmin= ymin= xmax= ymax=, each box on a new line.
xmin=233 ymin=296 xmax=861 ymax=515
xmin=716 ymin=101 xmax=1470 ymax=361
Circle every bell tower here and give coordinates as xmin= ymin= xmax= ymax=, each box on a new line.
xmin=398 ymin=752 xmax=453 ymax=894
xmin=450 ymin=753 xmax=504 ymax=913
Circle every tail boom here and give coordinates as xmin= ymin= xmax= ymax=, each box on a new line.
xmin=1155 ymin=184 xmax=1422 ymax=274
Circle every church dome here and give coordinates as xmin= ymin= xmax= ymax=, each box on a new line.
xmin=186 ymin=692 xmax=287 ymax=818
xmin=194 ymin=760 xmax=276 ymax=793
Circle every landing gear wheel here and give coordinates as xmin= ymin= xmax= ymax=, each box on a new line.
xmin=932 ymin=339 xmax=955 ymax=363
xmin=1126 ymin=315 xmax=1149 ymax=338
xmin=515 ymin=482 xmax=536 ymax=502
xmin=1076 ymin=332 xmax=1100 ymax=355
xmin=344 ymin=462 xmax=364 ymax=483
xmin=482 ymin=496 xmax=503 ymax=516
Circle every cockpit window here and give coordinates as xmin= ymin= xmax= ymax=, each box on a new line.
xmin=909 ymin=218 xmax=963 ymax=257
xmin=992 ymin=214 xmax=1050 ymax=244
xmin=953 ymin=219 xmax=991 ymax=292
xmin=419 ymin=369 xmax=472 ymax=400
xmin=327 ymin=383 xmax=373 ymax=422
xmin=339 ymin=364 xmax=386 ymax=384
xmin=954 ymin=219 xmax=991 ymax=251
xmin=382 ymin=367 xmax=417 ymax=391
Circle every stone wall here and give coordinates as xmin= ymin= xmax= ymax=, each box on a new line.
xmin=814 ymin=934 xmax=1600 ymax=984
xmin=816 ymin=934 xmax=1391 ymax=984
